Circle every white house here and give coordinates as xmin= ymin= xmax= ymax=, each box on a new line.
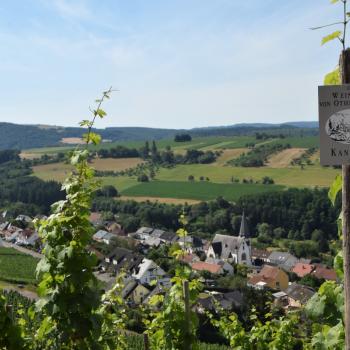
xmin=132 ymin=258 xmax=171 ymax=288
xmin=207 ymin=212 xmax=252 ymax=265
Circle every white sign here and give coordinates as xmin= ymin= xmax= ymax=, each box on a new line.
xmin=319 ymin=84 xmax=350 ymax=165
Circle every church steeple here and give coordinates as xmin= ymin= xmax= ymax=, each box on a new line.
xmin=239 ymin=211 xmax=249 ymax=237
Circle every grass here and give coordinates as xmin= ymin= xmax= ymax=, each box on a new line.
xmin=32 ymin=158 xmax=145 ymax=182
xmin=155 ymin=164 xmax=339 ymax=188
xmin=122 ymin=180 xmax=285 ymax=201
xmin=0 ymin=247 xmax=38 ymax=284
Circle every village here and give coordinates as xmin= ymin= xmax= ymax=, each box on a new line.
xmin=0 ymin=210 xmax=337 ymax=315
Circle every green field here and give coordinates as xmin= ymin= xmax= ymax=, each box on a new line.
xmin=0 ymin=247 xmax=38 ymax=284
xmin=23 ymin=135 xmax=319 ymax=158
xmin=29 ymin=133 xmax=332 ymax=202
xmin=122 ymin=181 xmax=285 ymax=201
xmin=155 ymin=164 xmax=339 ymax=188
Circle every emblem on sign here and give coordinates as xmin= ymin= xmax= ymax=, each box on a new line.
xmin=325 ymin=109 xmax=350 ymax=144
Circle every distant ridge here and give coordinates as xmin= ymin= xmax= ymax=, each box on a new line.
xmin=0 ymin=121 xmax=318 ymax=150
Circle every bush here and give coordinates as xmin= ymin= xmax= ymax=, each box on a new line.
xmin=137 ymin=174 xmax=149 ymax=182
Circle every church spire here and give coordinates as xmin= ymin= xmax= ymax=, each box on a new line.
xmin=239 ymin=211 xmax=249 ymax=237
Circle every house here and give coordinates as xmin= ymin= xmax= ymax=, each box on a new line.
xmin=0 ymin=222 xmax=9 ymax=233
xmin=144 ymin=236 xmax=162 ymax=248
xmin=252 ymin=248 xmax=270 ymax=264
xmin=158 ymin=231 xmax=178 ymax=244
xmin=292 ymin=262 xmax=314 ymax=278
xmin=15 ymin=215 xmax=32 ymax=224
xmin=102 ymin=232 xmax=116 ymax=245
xmin=248 ymin=265 xmax=289 ymax=291
xmin=122 ymin=279 xmax=151 ymax=305
xmin=4 ymin=227 xmax=22 ymax=242
xmin=197 ymin=290 xmax=243 ymax=313
xmin=136 ymin=227 xmax=154 ymax=240
xmin=179 ymin=253 xmax=200 ymax=265
xmin=89 ymin=212 xmax=103 ymax=226
xmin=103 ymin=247 xmax=143 ymax=275
xmin=132 ymin=258 xmax=171 ymax=287
xmin=178 ymin=235 xmax=204 ymax=253
xmin=267 ymin=251 xmax=298 ymax=271
xmin=205 ymin=257 xmax=234 ymax=275
xmin=105 ymin=221 xmax=124 ymax=236
xmin=191 ymin=261 xmax=223 ymax=275
xmin=93 ymin=230 xmax=109 ymax=243
xmin=16 ymin=229 xmax=39 ymax=246
xmin=207 ymin=212 xmax=251 ymax=265
xmin=312 ymin=265 xmax=337 ymax=281
xmin=285 ymin=283 xmax=315 ymax=308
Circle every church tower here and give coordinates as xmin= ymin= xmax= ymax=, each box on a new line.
xmin=238 ymin=211 xmax=251 ymax=265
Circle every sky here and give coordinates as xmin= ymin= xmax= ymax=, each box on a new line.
xmin=0 ymin=0 xmax=345 ymax=129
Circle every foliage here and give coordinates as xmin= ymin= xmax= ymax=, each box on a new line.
xmin=0 ymin=293 xmax=23 ymax=350
xmin=210 ymin=308 xmax=302 ymax=350
xmin=33 ymin=89 xmax=114 ymax=349
xmin=174 ymin=134 xmax=192 ymax=142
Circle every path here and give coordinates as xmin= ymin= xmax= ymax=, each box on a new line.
xmin=2 ymin=241 xmax=43 ymax=259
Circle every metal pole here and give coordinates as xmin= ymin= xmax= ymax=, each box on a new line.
xmin=340 ymin=48 xmax=350 ymax=350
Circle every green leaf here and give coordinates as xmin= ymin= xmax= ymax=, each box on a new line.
xmin=334 ymin=250 xmax=344 ymax=279
xmin=96 ymin=108 xmax=106 ymax=118
xmin=324 ymin=67 xmax=341 ymax=85
xmin=79 ymin=120 xmax=92 ymax=127
xmin=330 ymin=0 xmax=339 ymax=3
xmin=89 ymin=132 xmax=102 ymax=145
xmin=322 ymin=31 xmax=342 ymax=45
xmin=328 ymin=174 xmax=342 ymax=205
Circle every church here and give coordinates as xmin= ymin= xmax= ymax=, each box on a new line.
xmin=206 ymin=212 xmax=252 ymax=265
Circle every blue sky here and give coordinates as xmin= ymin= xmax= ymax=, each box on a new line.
xmin=0 ymin=0 xmax=345 ymax=129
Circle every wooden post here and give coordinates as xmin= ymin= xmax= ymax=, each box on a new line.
xmin=183 ymin=280 xmax=191 ymax=350
xmin=143 ymin=333 xmax=149 ymax=350
xmin=340 ymin=48 xmax=350 ymax=350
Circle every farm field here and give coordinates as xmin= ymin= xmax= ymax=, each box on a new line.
xmin=0 ymin=247 xmax=38 ymax=284
xmin=22 ymin=135 xmax=319 ymax=158
xmin=266 ymin=148 xmax=306 ymax=168
xmin=120 ymin=196 xmax=200 ymax=205
xmin=33 ymin=158 xmax=145 ymax=182
xmin=29 ymin=134 xmax=332 ymax=202
xmin=214 ymin=148 xmax=247 ymax=165
xmin=122 ymin=181 xmax=285 ymax=201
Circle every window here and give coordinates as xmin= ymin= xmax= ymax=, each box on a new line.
xmin=241 ymin=253 xmax=246 ymax=261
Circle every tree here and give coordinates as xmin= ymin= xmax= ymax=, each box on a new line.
xmin=138 ymin=174 xmax=149 ymax=182
xmin=174 ymin=134 xmax=192 ymax=142
xmin=188 ymin=175 xmax=194 ymax=181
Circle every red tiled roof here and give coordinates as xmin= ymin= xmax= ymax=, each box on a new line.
xmin=312 ymin=266 xmax=337 ymax=281
xmin=180 ymin=254 xmax=196 ymax=264
xmin=191 ymin=262 xmax=222 ymax=274
xmin=248 ymin=265 xmax=281 ymax=285
xmin=89 ymin=212 xmax=102 ymax=223
xmin=292 ymin=263 xmax=314 ymax=278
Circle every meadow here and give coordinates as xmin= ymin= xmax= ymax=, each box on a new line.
xmin=0 ymin=247 xmax=38 ymax=284
xmin=122 ymin=181 xmax=285 ymax=201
